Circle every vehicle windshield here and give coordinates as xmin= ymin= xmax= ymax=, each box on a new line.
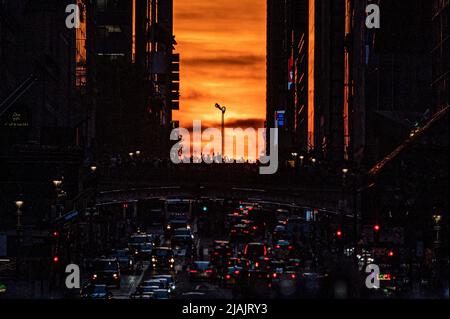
xmin=153 ymin=276 xmax=173 ymax=283
xmin=245 ymin=244 xmax=266 ymax=257
xmin=116 ymin=250 xmax=129 ymax=257
xmin=140 ymin=243 xmax=153 ymax=250
xmin=153 ymin=249 xmax=173 ymax=257
xmin=170 ymin=220 xmax=188 ymax=228
xmin=92 ymin=285 xmax=107 ymax=293
xmin=130 ymin=236 xmax=147 ymax=244
xmin=93 ymin=260 xmax=118 ymax=271
xmin=174 ymin=229 xmax=191 ymax=236
xmin=193 ymin=262 xmax=210 ymax=270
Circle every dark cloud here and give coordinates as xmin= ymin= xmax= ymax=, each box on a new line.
xmin=182 ymin=88 xmax=209 ymax=101
xmin=183 ymin=54 xmax=265 ymax=68
xmin=181 ymin=118 xmax=264 ymax=131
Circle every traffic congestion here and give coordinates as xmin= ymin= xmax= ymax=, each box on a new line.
xmin=76 ymin=198 xmax=420 ymax=299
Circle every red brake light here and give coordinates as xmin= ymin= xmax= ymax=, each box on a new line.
xmin=288 ymin=246 xmax=293 ymax=250
xmin=252 ymin=226 xmax=257 ymax=230
xmin=276 ymin=245 xmax=281 ymax=249
xmin=190 ymin=270 xmax=198 ymax=273
xmin=226 ymin=274 xmax=231 ymax=279
xmin=234 ymin=270 xmax=240 ymax=275
xmin=205 ymin=269 xmax=213 ymax=273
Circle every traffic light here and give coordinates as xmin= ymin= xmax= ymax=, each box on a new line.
xmin=53 ymin=256 xmax=59 ymax=263
xmin=52 ymin=231 xmax=59 ymax=237
xmin=336 ymin=230 xmax=343 ymax=238
xmin=202 ymin=206 xmax=208 ymax=212
xmin=123 ymin=203 xmax=129 ymax=209
xmin=388 ymin=250 xmax=394 ymax=257
xmin=373 ymin=224 xmax=380 ymax=243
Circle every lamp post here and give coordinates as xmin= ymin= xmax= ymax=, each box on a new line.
xmin=15 ymin=200 xmax=24 ymax=278
xmin=342 ymin=168 xmax=349 ymax=186
xmin=15 ymin=200 xmax=23 ymax=227
xmin=214 ymin=103 xmax=226 ymax=159
xmin=299 ymin=155 xmax=304 ymax=166
xmin=53 ymin=179 xmax=63 ymax=218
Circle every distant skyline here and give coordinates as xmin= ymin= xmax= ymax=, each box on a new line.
xmin=172 ymin=0 xmax=266 ymax=134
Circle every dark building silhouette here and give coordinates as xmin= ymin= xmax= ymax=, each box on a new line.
xmin=86 ymin=0 xmax=179 ymax=158
xmin=0 ymin=0 xmax=83 ymax=224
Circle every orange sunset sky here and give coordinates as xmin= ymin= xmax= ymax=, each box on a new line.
xmin=172 ymin=0 xmax=266 ymax=134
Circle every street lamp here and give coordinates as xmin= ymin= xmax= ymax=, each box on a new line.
xmin=129 ymin=152 xmax=134 ymax=157
xmin=14 ymin=199 xmax=24 ymax=278
xmin=15 ymin=200 xmax=24 ymax=227
xmin=53 ymin=179 xmax=63 ymax=218
xmin=299 ymin=155 xmax=304 ymax=166
xmin=214 ymin=103 xmax=226 ymax=159
xmin=52 ymin=180 xmax=62 ymax=188
xmin=90 ymin=165 xmax=97 ymax=173
xmin=135 ymin=150 xmax=141 ymax=156
xmin=311 ymin=158 xmax=316 ymax=164
xmin=342 ymin=168 xmax=349 ymax=174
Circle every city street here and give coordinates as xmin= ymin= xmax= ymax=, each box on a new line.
xmin=0 ymin=0 xmax=448 ymax=303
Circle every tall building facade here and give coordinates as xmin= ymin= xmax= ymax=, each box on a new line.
xmin=0 ymin=0 xmax=83 ymax=222
xmin=87 ymin=0 xmax=179 ymax=157
xmin=266 ymin=0 xmax=308 ymax=160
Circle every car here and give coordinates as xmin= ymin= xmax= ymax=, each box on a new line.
xmin=80 ymin=284 xmax=113 ymax=299
xmin=210 ymin=241 xmax=233 ymax=266
xmin=273 ymin=240 xmax=295 ymax=258
xmin=225 ymin=212 xmax=244 ymax=229
xmin=221 ymin=266 xmax=243 ymax=287
xmin=129 ymin=233 xmax=149 ymax=258
xmin=137 ymin=279 xmax=167 ymax=293
xmin=114 ymin=248 xmax=135 ymax=273
xmin=244 ymin=242 xmax=268 ymax=261
xmin=272 ymin=225 xmax=290 ymax=241
xmin=165 ymin=219 xmax=190 ymax=236
xmin=90 ymin=258 xmax=121 ymax=288
xmin=287 ymin=258 xmax=301 ymax=269
xmin=173 ymin=228 xmax=194 ymax=239
xmin=249 ymin=256 xmax=272 ymax=271
xmin=230 ymin=223 xmax=255 ymax=241
xmin=151 ymin=274 xmax=176 ymax=293
xmin=275 ymin=209 xmax=289 ymax=225
xmin=171 ymin=234 xmax=193 ymax=250
xmin=189 ymin=261 xmax=216 ymax=282
xmin=150 ymin=247 xmax=175 ymax=270
xmin=152 ymin=289 xmax=171 ymax=299
xmin=138 ymin=243 xmax=153 ymax=259
xmin=227 ymin=257 xmax=250 ymax=269
xmin=136 ymin=286 xmax=159 ymax=297
xmin=272 ymin=269 xmax=298 ymax=282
